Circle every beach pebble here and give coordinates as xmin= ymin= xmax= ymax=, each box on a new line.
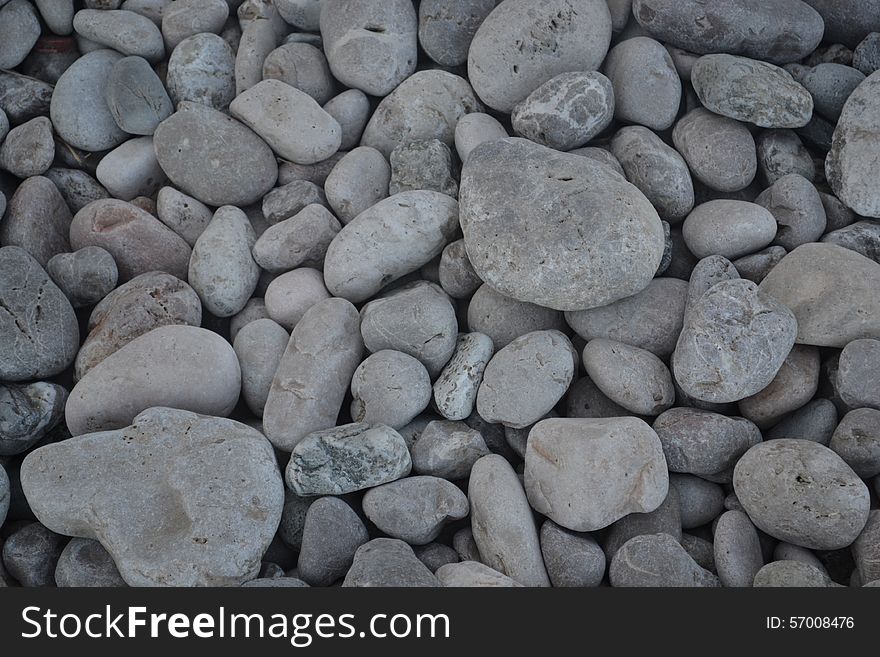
xmin=414 ymin=543 xmax=459 ymax=573
xmin=713 ymin=510 xmax=763 ymax=587
xmin=261 ymin=180 xmax=327 ymax=225
xmin=454 ymin=112 xmax=507 ymax=163
xmin=323 ymin=89 xmax=369 ymax=151
xmin=342 ymin=539 xmax=439 ymax=587
xmin=2 ymin=522 xmax=66 ymax=587
xmin=461 ymin=138 xmax=664 ymax=311
xmin=540 ymin=520 xmax=606 ymax=588
xmin=253 ymin=204 xmax=340 ymax=272
xmin=738 ymin=345 xmax=820 ymax=427
xmin=603 ymin=485 xmax=683 ymax=559
xmin=233 ymin=318 xmax=288 ymax=418
xmin=262 ymin=42 xmax=334 ymax=106
xmin=46 ymin=247 xmax=118 ymax=308
xmin=286 ymin=423 xmax=412 ymax=496
xmin=389 ymin=139 xmax=458 ymax=198
xmin=234 ymin=17 xmax=277 ymax=96
xmin=852 ymin=511 xmax=880 ymax=584
xmin=438 ymin=240 xmax=481 ymax=300
xmin=54 ymin=539 xmax=126 ymax=587
xmin=20 ymin=407 xmax=283 ymax=587
xmin=683 ymin=201 xmax=777 ymax=260
xmin=0 ymin=382 xmax=67 ymax=456
xmin=324 ymin=147 xmax=390 ymax=224
xmin=350 ymin=350 xmax=432 ymax=429
xmin=467 ymin=284 xmax=566 ymax=350
xmin=155 ymin=187 xmax=212 ymax=246
xmin=800 ymin=63 xmax=865 ymax=122
xmin=105 ymin=56 xmax=171 ymax=136
xmin=853 ymin=33 xmax=880 ymax=75
xmin=755 ymin=174 xmax=826 ymax=250
xmin=732 ymin=246 xmax=788 ymax=283
xmin=436 ymin=561 xmax=522 ymax=587
xmin=525 ymin=417 xmax=668 ymax=532
xmin=73 ymin=9 xmax=165 ymax=62
xmin=432 ymin=332 xmax=494 ymax=422
xmin=609 ymin=533 xmax=719 ymax=587
xmin=821 ymin=221 xmax=880 ymax=265
xmin=411 ymin=420 xmax=490 ymax=480
xmin=766 ymin=398 xmax=838 ymax=444
xmin=511 ymin=71 xmax=614 ymax=151
xmin=166 ymin=33 xmax=236 ymax=110
xmin=0 ymin=1 xmax=41 ymax=70
xmin=671 ymin=474 xmax=725 ymax=529
xmin=418 ymin=0 xmax=493 ymax=67
xmin=363 ymin=476 xmax=469 ymax=546
xmin=95 ymin=136 xmax=166 ymax=201
xmin=297 ymin=497 xmax=368 ymax=587
xmin=263 ymin=268 xmax=330 ymax=331
xmin=733 ymin=439 xmax=871 ymax=550
xmin=756 ymin=129 xmax=816 ymax=186
xmin=0 ymin=116 xmax=54 ymax=179
xmin=753 ymin=561 xmax=835 ymax=587
xmin=0 ymin=176 xmax=72 ymax=268
xmin=838 ymin=339 xmax=880 ymax=407
xmin=161 ymin=0 xmax=228 ymax=50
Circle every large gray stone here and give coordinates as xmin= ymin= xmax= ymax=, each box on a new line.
xmin=73 ymin=9 xmax=165 ymax=62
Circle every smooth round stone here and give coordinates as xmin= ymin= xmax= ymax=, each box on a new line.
xmin=525 ymin=417 xmax=668 ymax=532
xmin=1 ymin=522 xmax=67 ymax=587
xmin=838 ymin=339 xmax=880 ymax=410
xmin=21 ymin=407 xmax=283 ymax=587
xmin=653 ymin=408 xmax=761 ymax=478
xmin=350 ymin=350 xmax=432 ymax=429
xmin=539 ymin=520 xmax=606 ymax=588
xmin=436 ymin=561 xmax=522 ymax=587
xmin=438 ymin=239 xmax=482 ymax=299
xmin=0 ymin=1 xmax=40 ymax=70
xmin=673 ymin=279 xmax=797 ymax=403
xmin=70 ymin=199 xmax=191 ymax=282
xmin=671 ymin=474 xmax=725 ymax=529
xmin=323 ymin=191 xmax=459 ymax=303
xmin=155 ymin=187 xmax=212 ymax=246
xmin=758 ymin=243 xmax=880 ymax=347
xmin=610 ymin=126 xmax=694 ymax=223
xmin=229 ymin=79 xmax=341 ymax=165
xmin=319 ymin=0 xmax=417 ymax=97
xmin=565 ymin=278 xmax=687 ymax=358
xmin=766 ymin=398 xmax=838 ymax=444
xmin=433 ymin=333 xmax=494 ymax=422
xmin=830 ymin=409 xmax=880 ymax=479
xmin=684 ymin=254 xmax=740 ymax=319
xmin=286 ymin=423 xmax=412 ymax=496
xmin=95 ymin=136 xmax=166 ymax=201
xmin=161 ymin=0 xmax=228 ymax=50
xmin=253 ymin=204 xmax=340 ymax=272
xmin=55 ymin=539 xmax=126 ymax=587
xmin=469 ymin=454 xmax=550 ymax=587
xmin=278 ymin=490 xmax=313 ymax=551
xmin=73 ymin=9 xmax=165 ymax=62
xmin=234 ymin=17 xmax=277 ymax=96
xmin=753 ymin=561 xmax=834 ymax=587
xmin=263 ymin=298 xmax=362 ymax=452
xmin=43 ymin=168 xmax=109 ymax=214
xmin=602 ymin=485 xmax=683 ymax=560
xmin=755 ymin=174 xmax=826 ymax=250
xmin=166 ymin=33 xmax=235 ymax=109
xmin=154 ymin=102 xmax=278 ymax=207
xmin=452 ymin=528 xmax=481 ymax=563
xmin=0 ymin=116 xmax=54 ymax=178
xmin=673 ymin=108 xmax=757 ymax=192
xmin=582 ymin=339 xmax=674 ymax=416
xmin=467 ymin=0 xmax=611 ymax=113
xmin=342 ymin=539 xmax=439 ymax=587
xmin=461 ymin=138 xmax=664 ymax=311
xmin=733 ymin=439 xmax=871 ymax=550
xmin=418 ymin=0 xmax=494 ymax=67
xmin=0 ymin=176 xmax=72 ymax=267
xmin=632 ymin=0 xmax=823 ymax=64
xmin=363 ymin=476 xmax=469 ymax=546
xmin=0 ymin=247 xmax=79 ymax=382
xmin=414 ymin=543 xmax=459 ymax=573
xmin=360 ymin=282 xmax=457 ymax=378
xmin=233 ymin=318 xmax=288 ymax=418
xmin=105 ymin=56 xmax=171 ymax=135
xmin=692 ymin=54 xmax=813 ymax=128
xmin=757 ymin=129 xmax=816 ymax=186
xmin=75 ymin=272 xmax=201 ymax=379
xmin=0 ymin=464 xmax=8 ymax=528
xmin=47 ymin=247 xmax=118 ymax=308
xmin=467 ymin=284 xmax=566 ymax=350
xmin=262 ymin=43 xmax=334 ymax=106
xmin=604 ymin=37 xmax=681 ymax=131
xmin=683 ymin=201 xmax=777 ymax=259
xmin=0 ymin=69 xmax=54 ymax=125
xmin=738 ymin=345 xmax=820 ymax=428
xmin=454 ymin=112 xmax=508 ymax=163
xmin=323 ymin=89 xmax=370 ymax=151
xmin=854 ymin=33 xmax=880 ymax=75
xmin=411 ymin=420 xmax=489 ymax=480
xmin=262 ymin=180 xmax=327 ymax=224
xmin=229 ymin=299 xmax=269 ymax=344
xmin=800 ymin=63 xmax=865 ymax=122
xmin=264 ymin=268 xmax=330 ymax=331
xmin=361 ymin=70 xmax=483 ymax=158
xmin=714 ymin=510 xmax=763 ymax=587
xmin=511 ymin=71 xmax=614 ymax=151
xmin=772 ymin=542 xmax=827 ymax=574
xmin=65 ymin=325 xmax=241 ymax=435
xmin=733 ymin=246 xmax=788 ymax=283
xmin=51 ymin=49 xmax=128 ymax=152
xmin=0 ymin=382 xmax=67 ymax=456
xmin=297 ymin=497 xmax=368 ymax=586
xmin=323 ymin=150 xmax=387 ymax=225
xmin=680 ymin=534 xmax=716 ymax=573
xmin=822 ymin=221 xmax=880 ymax=265
xmin=476 ymin=330 xmax=575 ymax=429
xmin=188 ymin=206 xmax=259 ymax=318
xmin=389 ymin=139 xmax=458 ymax=198
xmin=610 ymin=533 xmax=719 ymax=587
xmin=827 ymin=70 xmax=880 ymax=218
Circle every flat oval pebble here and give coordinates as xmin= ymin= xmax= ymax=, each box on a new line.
xmin=105 ymin=56 xmax=172 ymax=135
xmin=733 ymin=439 xmax=871 ymax=550
xmin=161 ymin=0 xmax=228 ymax=51
xmin=683 ymin=200 xmax=777 ymax=259
xmin=582 ymin=339 xmax=674 ymax=416
xmin=65 ymin=325 xmax=241 ymax=435
xmin=540 ymin=520 xmax=606 ymax=588
xmin=0 ymin=176 xmax=72 ymax=268
xmin=165 ymin=33 xmax=236 ymax=110
xmin=673 ymin=108 xmax=757 ymax=192
xmin=0 ymin=116 xmax=54 ymax=179
xmin=233 ymin=318 xmax=288 ymax=418
xmin=752 ymin=560 xmax=834 ymax=587
xmin=73 ymin=9 xmax=165 ymax=62
xmin=713 ymin=510 xmax=764 ymax=587
xmin=0 ymin=1 xmax=41 ymax=70
xmin=830 ymin=409 xmax=880 ymax=479
xmin=46 ymin=246 xmax=118 ymax=308
xmin=262 ymin=42 xmax=335 ymax=106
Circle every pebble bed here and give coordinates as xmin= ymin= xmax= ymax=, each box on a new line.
xmin=1 ymin=0 xmax=879 ymax=589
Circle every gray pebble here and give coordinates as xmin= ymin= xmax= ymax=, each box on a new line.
xmin=454 ymin=112 xmax=507 ymax=163
xmin=753 ymin=561 xmax=834 ymax=587
xmin=263 ymin=297 xmax=362 ymax=451
xmin=683 ymin=201 xmax=777 ymax=260
xmin=155 ymin=187 xmax=212 ymax=247
xmin=438 ymin=239 xmax=482 ymax=300
xmin=511 ymin=71 xmax=614 ymax=151
xmin=525 ymin=417 xmax=668 ymax=532
xmin=772 ymin=542 xmax=827 ymax=574
xmin=732 ymin=246 xmax=788 ymax=283
xmin=433 ymin=332 xmax=494 ymax=422
xmin=680 ymin=534 xmax=716 ymax=573
xmin=671 ymin=474 xmax=725 ymax=529
xmin=2 ymin=522 xmax=66 ymax=587
xmin=95 ymin=136 xmax=166 ymax=201
xmin=414 ymin=543 xmax=459 ymax=573
xmin=802 ymin=1 xmax=880 ymax=50
xmin=609 ymin=533 xmax=719 ymax=587
xmin=21 ymin=407 xmax=283 ymax=586
xmin=243 ymin=577 xmax=308 ymax=587
xmin=452 ymin=527 xmax=481 ymax=563
xmin=673 ymin=279 xmax=797 ymax=403
xmin=44 ymin=168 xmax=109 ymax=214
xmin=739 ymin=345 xmax=820 ymax=428
xmin=389 ymin=139 xmax=458 ymax=198
xmin=853 ymin=32 xmax=880 ymax=75
xmin=766 ymin=398 xmax=838 ymax=444
xmin=540 ymin=520 xmax=605 ymax=588
xmin=105 ymin=56 xmax=172 ymax=135
xmin=830 ymin=408 xmax=880 ymax=479
xmin=253 ymin=203 xmax=340 ymax=272
xmin=275 ymin=0 xmax=320 ymax=31
xmin=418 ymin=0 xmax=493 ymax=67
xmin=278 ymin=490 xmax=313 ymax=551
xmin=262 ymin=42 xmax=334 ymax=106
xmin=822 ymin=220 xmax=880 ymax=265
xmin=324 ymin=147 xmax=390 ymax=224
xmin=233 ymin=318 xmax=288 ymax=418
xmin=852 ymin=510 xmax=880 ymax=584
xmin=570 ymin=146 xmax=626 ymax=177
xmin=0 ymin=116 xmax=54 ymax=179
xmin=467 ymin=284 xmax=566 ymax=350
xmin=756 ymin=129 xmax=816 ymax=186
xmin=350 ymin=350 xmax=432 ymax=429
xmin=297 ymin=497 xmax=368 ymax=586
xmin=565 ymin=376 xmax=630 ymax=419
xmin=342 ymin=538 xmax=440 ymax=587
xmin=320 ymin=0 xmax=417 ymax=97
xmin=55 ymin=538 xmax=126 ymax=587
xmin=714 ymin=510 xmax=763 ymax=587
xmin=0 ymin=382 xmax=67 ymax=456
xmin=161 ymin=0 xmax=228 ymax=50
xmin=47 ymin=247 xmax=118 ymax=308
xmin=733 ymin=439 xmax=871 ymax=550
xmin=323 ymin=89 xmax=369 ymax=151
xmin=229 ymin=298 xmax=269 ymax=343
xmin=262 ymin=180 xmax=327 ymax=224
xmin=755 ymin=173 xmax=826 ymax=250
xmin=234 ymin=17 xmax=276 ymax=96
xmin=469 ymin=454 xmax=550 ymax=587
xmin=603 ymin=486 xmax=683 ymax=559
xmin=166 ymin=33 xmax=236 ymax=110
xmin=0 ymin=70 xmax=54 ymax=125
xmin=837 ymin=338 xmax=880 ymax=410
xmin=73 ymin=9 xmax=165 ymax=62
xmin=411 ymin=420 xmax=489 ymax=481
xmin=604 ymin=37 xmax=681 ymax=131
xmin=286 ymin=422 xmax=412 ymax=496
xmin=0 ymin=176 xmax=72 ymax=267
xmin=436 ymin=561 xmax=523 ymax=587
xmin=0 ymin=0 xmax=40 ymax=70
xmin=467 ymin=0 xmax=611 ymax=113
xmin=801 ymin=63 xmax=865 ymax=122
